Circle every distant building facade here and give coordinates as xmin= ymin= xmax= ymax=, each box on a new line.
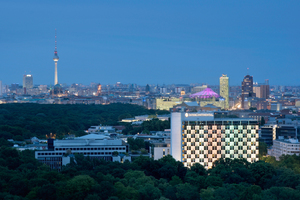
xmin=220 ymin=74 xmax=229 ymax=109
xmin=242 ymin=75 xmax=255 ymax=109
xmin=156 ymin=97 xmax=181 ymax=110
xmin=253 ymin=81 xmax=270 ymax=99
xmin=23 ymin=74 xmax=33 ymax=89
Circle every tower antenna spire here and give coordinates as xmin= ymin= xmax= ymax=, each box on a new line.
xmin=55 ymin=29 xmax=57 ymax=51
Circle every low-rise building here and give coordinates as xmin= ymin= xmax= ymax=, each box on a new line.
xmin=268 ymin=138 xmax=300 ymax=160
xmin=151 ymin=142 xmax=171 ymax=160
xmin=87 ymin=125 xmax=116 ymax=134
xmin=35 ymin=136 xmax=128 ymax=170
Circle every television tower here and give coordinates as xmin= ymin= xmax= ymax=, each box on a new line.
xmin=53 ymin=29 xmax=59 ymax=85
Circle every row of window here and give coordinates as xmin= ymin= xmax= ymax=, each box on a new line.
xmin=38 ymin=151 xmax=119 ymax=156
xmin=183 ymin=145 xmax=257 ymax=150
xmin=183 ymin=133 xmax=257 ymax=138
xmin=184 ymin=130 xmax=258 ymax=134
xmin=182 ymin=149 xmax=257 ymax=155
xmin=184 ymin=125 xmax=258 ymax=130
xmin=55 ymin=147 xmax=126 ymax=151
xmin=183 ymin=121 xmax=258 ymax=126
xmin=182 ymin=141 xmax=257 ymax=146
xmin=38 ymin=157 xmax=62 ymax=161
xmin=182 ymin=138 xmax=259 ymax=143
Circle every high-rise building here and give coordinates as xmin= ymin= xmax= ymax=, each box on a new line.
xmin=220 ymin=74 xmax=229 ymax=109
xmin=253 ymin=85 xmax=270 ymax=99
xmin=253 ymin=80 xmax=269 ymax=99
xmin=53 ymin=29 xmax=59 ymax=85
xmin=171 ymin=112 xmax=259 ymax=168
xmin=241 ymin=75 xmax=254 ymax=109
xmin=11 ymin=83 xmax=19 ymax=91
xmin=96 ymin=84 xmax=102 ymax=95
xmin=23 ymin=74 xmax=33 ymax=89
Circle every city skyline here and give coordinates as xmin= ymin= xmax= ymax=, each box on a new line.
xmin=1 ymin=1 xmax=300 ymax=85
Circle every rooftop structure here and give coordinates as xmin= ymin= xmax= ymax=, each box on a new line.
xmin=87 ymin=125 xmax=116 ymax=134
xmin=190 ymin=88 xmax=220 ymax=99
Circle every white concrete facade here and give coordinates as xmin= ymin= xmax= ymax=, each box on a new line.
xmin=171 ymin=112 xmax=259 ymax=168
xmin=154 ymin=146 xmax=171 ymax=160
xmin=35 ymin=139 xmax=127 ymax=170
xmin=269 ymin=138 xmax=300 ymax=160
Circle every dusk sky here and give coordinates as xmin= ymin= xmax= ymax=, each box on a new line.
xmin=1 ymin=1 xmax=299 ymax=86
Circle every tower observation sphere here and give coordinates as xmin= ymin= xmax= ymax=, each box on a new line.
xmin=53 ymin=52 xmax=59 ymax=62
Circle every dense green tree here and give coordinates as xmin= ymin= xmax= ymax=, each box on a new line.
xmin=205 ymin=176 xmax=223 ymax=188
xmin=240 ymin=185 xmax=262 ymax=200
xmin=138 ymin=183 xmax=162 ymax=200
xmin=262 ymin=187 xmax=300 ymax=199
xmin=249 ymin=161 xmax=276 ymax=188
xmin=65 ymin=175 xmax=96 ymax=194
xmin=169 ymin=175 xmax=182 ymax=186
xmin=8 ymin=177 xmax=29 ymax=197
xmin=200 ymin=188 xmax=215 ymax=200
xmin=190 ymin=163 xmax=207 ymax=176
xmin=0 ymin=103 xmax=169 ymax=139
xmin=184 ymin=171 xmax=206 ymax=191
xmin=36 ymin=184 xmax=57 ymax=200
xmin=259 ymin=142 xmax=268 ymax=158
xmin=164 ymin=185 xmax=177 ymax=200
xmin=176 ymin=183 xmax=200 ymax=200
xmin=0 ymin=138 xmax=13 ymax=147
xmin=261 ymin=117 xmax=265 ymax=126
xmin=127 ymin=138 xmax=145 ymax=151
xmin=114 ymin=182 xmax=138 ymax=200
xmin=213 ymin=183 xmax=246 ymax=200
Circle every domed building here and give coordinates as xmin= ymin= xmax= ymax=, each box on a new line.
xmin=51 ymin=84 xmax=66 ymax=97
xmin=190 ymin=88 xmax=226 ymax=109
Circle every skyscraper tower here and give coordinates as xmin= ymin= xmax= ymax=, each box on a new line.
xmin=23 ymin=74 xmax=33 ymax=89
xmin=53 ymin=29 xmax=59 ymax=85
xmin=241 ymin=75 xmax=254 ymax=109
xmin=220 ymin=74 xmax=229 ymax=109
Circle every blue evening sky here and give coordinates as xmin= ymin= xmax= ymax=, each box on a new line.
xmin=0 ymin=1 xmax=299 ymax=86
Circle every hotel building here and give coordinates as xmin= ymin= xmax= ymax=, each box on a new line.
xmin=171 ymin=112 xmax=259 ymax=168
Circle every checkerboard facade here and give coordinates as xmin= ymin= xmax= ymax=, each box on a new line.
xmin=171 ymin=113 xmax=259 ymax=169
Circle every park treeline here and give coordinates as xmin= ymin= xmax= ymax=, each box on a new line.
xmin=0 ymin=103 xmax=169 ymax=140
xmin=1 ymin=144 xmax=300 ymax=200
